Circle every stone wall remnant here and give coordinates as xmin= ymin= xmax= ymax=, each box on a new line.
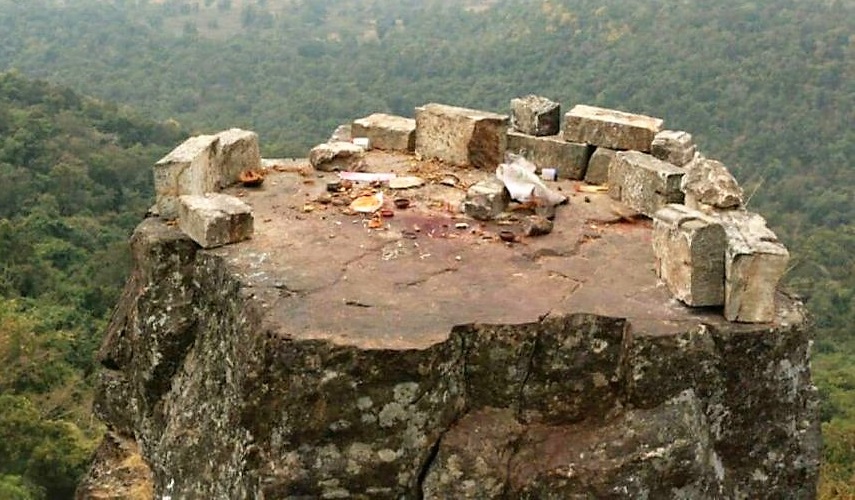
xmin=415 ymin=103 xmax=509 ymax=169
xmin=510 ymin=95 xmax=561 ymax=136
xmin=563 ymin=104 xmax=664 ymax=152
xmin=178 ymin=193 xmax=253 ymax=249
xmin=215 ymin=128 xmax=261 ymax=189
xmin=584 ymin=147 xmax=617 ymax=185
xmin=653 ymin=204 xmax=726 ymax=306
xmin=651 ymin=130 xmax=696 ymax=167
xmin=506 ymin=131 xmax=592 ymax=180
xmin=351 ymin=113 xmax=416 ymax=152
xmin=682 ymin=157 xmax=745 ymax=211
xmin=153 ymin=134 xmax=220 ymax=219
xmin=716 ymin=210 xmax=789 ymax=323
xmin=609 ymin=151 xmax=685 ymax=216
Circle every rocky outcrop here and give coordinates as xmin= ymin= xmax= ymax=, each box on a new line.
xmin=82 ymin=207 xmax=819 ymax=499
xmin=81 ymin=99 xmax=820 ymax=498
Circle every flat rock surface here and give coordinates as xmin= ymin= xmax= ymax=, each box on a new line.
xmin=210 ymin=151 xmax=783 ymax=349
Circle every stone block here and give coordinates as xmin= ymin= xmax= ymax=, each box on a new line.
xmin=308 ymin=141 xmax=366 ymax=172
xmin=585 ymin=147 xmax=617 ymax=185
xmin=178 ymin=194 xmax=254 ymax=249
xmin=608 ymin=151 xmax=685 ymax=216
xmin=651 ymin=130 xmax=696 ymax=167
xmin=462 ymin=178 xmax=509 ymax=221
xmin=653 ymin=204 xmax=726 ymax=306
xmin=351 ymin=113 xmax=416 ymax=152
xmin=506 ymin=131 xmax=592 ymax=180
xmin=215 ymin=128 xmax=261 ymax=189
xmin=328 ymin=124 xmax=352 ymax=142
xmin=510 ymin=95 xmax=561 ymax=136
xmin=682 ymin=157 xmax=744 ymax=211
xmin=415 ymin=103 xmax=509 ymax=169
xmin=563 ymin=104 xmax=664 ymax=152
xmin=153 ymin=135 xmax=220 ymax=219
xmin=716 ymin=211 xmax=789 ymax=323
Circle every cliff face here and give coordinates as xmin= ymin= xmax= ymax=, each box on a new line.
xmin=78 ymin=104 xmax=820 ymax=498
xmin=79 ymin=191 xmax=819 ymax=499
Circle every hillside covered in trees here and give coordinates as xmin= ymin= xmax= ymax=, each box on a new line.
xmin=0 ymin=0 xmax=852 ymax=496
xmin=0 ymin=72 xmax=184 ymax=499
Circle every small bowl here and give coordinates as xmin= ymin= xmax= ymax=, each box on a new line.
xmin=394 ymin=198 xmax=411 ymax=209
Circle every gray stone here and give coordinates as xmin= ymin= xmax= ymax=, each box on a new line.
xmin=510 ymin=95 xmax=561 ymax=136
xmin=329 ymin=124 xmax=352 ymax=142
xmin=563 ymin=104 xmax=664 ymax=152
xmin=178 ymin=194 xmax=253 ymax=249
xmin=585 ymin=147 xmax=617 ymax=185
xmin=522 ymin=215 xmax=554 ymax=237
xmin=352 ymin=113 xmax=416 ymax=152
xmin=506 ymin=131 xmax=593 ymax=180
xmin=651 ymin=130 xmax=696 ymax=167
xmin=415 ymin=103 xmax=509 ymax=169
xmin=215 ymin=128 xmax=261 ymax=189
xmin=609 ymin=151 xmax=685 ymax=216
xmin=153 ymin=135 xmax=220 ymax=219
xmin=653 ymin=204 xmax=726 ymax=307
xmin=308 ymin=141 xmax=366 ymax=172
xmin=682 ymin=157 xmax=745 ymax=211
xmin=716 ymin=211 xmax=789 ymax=323
xmin=462 ymin=178 xmax=510 ymax=221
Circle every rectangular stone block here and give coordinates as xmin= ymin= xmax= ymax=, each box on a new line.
xmin=510 ymin=95 xmax=560 ymax=136
xmin=415 ymin=103 xmax=509 ymax=169
xmin=716 ymin=211 xmax=789 ymax=323
xmin=585 ymin=147 xmax=617 ymax=185
xmin=653 ymin=204 xmax=726 ymax=306
xmin=507 ymin=131 xmax=592 ymax=180
xmin=178 ymin=193 xmax=254 ymax=249
xmin=215 ymin=128 xmax=261 ymax=189
xmin=651 ymin=130 xmax=696 ymax=167
xmin=352 ymin=113 xmax=416 ymax=152
xmin=462 ymin=178 xmax=509 ymax=221
xmin=154 ymin=135 xmax=220 ymax=219
xmin=563 ymin=104 xmax=664 ymax=152
xmin=609 ymin=151 xmax=685 ymax=216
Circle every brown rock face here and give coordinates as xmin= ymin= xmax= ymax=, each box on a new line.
xmin=81 ymin=153 xmax=819 ymax=499
xmin=415 ymin=103 xmax=508 ymax=169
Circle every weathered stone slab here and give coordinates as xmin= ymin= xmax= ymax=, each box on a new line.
xmin=415 ymin=103 xmax=509 ymax=169
xmin=682 ymin=157 xmax=744 ymax=211
xmin=510 ymin=95 xmax=561 ymax=136
xmin=651 ymin=130 xmax=696 ymax=167
xmin=584 ymin=147 xmax=617 ymax=185
xmin=308 ymin=141 xmax=366 ymax=172
xmin=178 ymin=194 xmax=253 ymax=249
xmin=352 ymin=113 xmax=416 ymax=152
xmin=215 ymin=128 xmax=261 ymax=189
xmin=506 ymin=131 xmax=592 ymax=180
xmin=609 ymin=151 xmax=685 ymax=216
xmin=462 ymin=177 xmax=510 ymax=220
xmin=563 ymin=104 xmax=664 ymax=152
xmin=653 ymin=204 xmax=726 ymax=307
xmin=153 ymin=135 xmax=220 ymax=219
xmin=716 ymin=211 xmax=789 ymax=323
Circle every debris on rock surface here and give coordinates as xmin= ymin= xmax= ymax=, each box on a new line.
xmin=339 ymin=171 xmax=396 ymax=182
xmin=523 ymin=215 xmax=554 ymax=236
xmin=349 ymin=192 xmax=384 ymax=213
xmin=238 ymin=169 xmax=265 ymax=187
xmin=496 ymin=153 xmax=567 ymax=206
xmin=463 ymin=178 xmax=511 ymax=221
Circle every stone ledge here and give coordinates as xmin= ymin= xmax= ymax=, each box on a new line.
xmin=352 ymin=113 xmax=416 ymax=152
xmin=415 ymin=103 xmax=509 ymax=169
xmin=563 ymin=104 xmax=664 ymax=152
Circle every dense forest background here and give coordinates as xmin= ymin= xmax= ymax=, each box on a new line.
xmin=0 ymin=0 xmax=851 ymax=497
